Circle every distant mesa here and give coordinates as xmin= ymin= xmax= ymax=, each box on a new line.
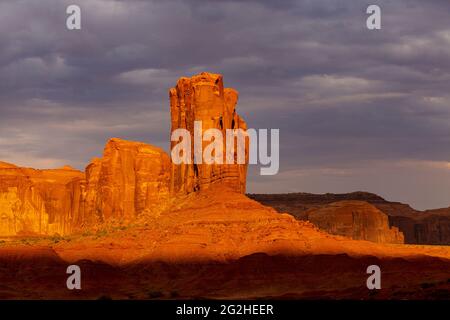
xmin=249 ymin=192 xmax=450 ymax=245
xmin=305 ymin=200 xmax=404 ymax=244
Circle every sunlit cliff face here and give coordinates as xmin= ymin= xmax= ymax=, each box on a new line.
xmin=170 ymin=72 xmax=248 ymax=195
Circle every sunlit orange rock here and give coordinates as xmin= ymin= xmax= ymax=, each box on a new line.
xmin=169 ymin=72 xmax=248 ymax=195
xmin=83 ymin=138 xmax=171 ymax=226
xmin=0 ymin=161 xmax=83 ymax=236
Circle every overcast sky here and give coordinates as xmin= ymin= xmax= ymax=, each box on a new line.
xmin=1 ymin=0 xmax=450 ymax=210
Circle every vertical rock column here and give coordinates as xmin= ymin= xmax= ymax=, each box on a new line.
xmin=169 ymin=72 xmax=248 ymax=195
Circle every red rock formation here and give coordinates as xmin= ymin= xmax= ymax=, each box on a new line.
xmin=169 ymin=72 xmax=248 ymax=195
xmin=0 ymin=73 xmax=249 ymax=236
xmin=0 ymin=161 xmax=83 ymax=236
xmin=389 ymin=212 xmax=450 ymax=245
xmin=0 ymin=72 xmax=414 ymax=246
xmin=0 ymin=138 xmax=171 ymax=236
xmin=304 ymin=200 xmax=404 ymax=243
xmin=83 ymin=138 xmax=171 ymax=226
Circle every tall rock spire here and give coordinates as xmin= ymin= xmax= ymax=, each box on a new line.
xmin=169 ymin=72 xmax=248 ymax=194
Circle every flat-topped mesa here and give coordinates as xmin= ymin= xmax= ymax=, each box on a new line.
xmin=169 ymin=72 xmax=248 ymax=195
xmin=83 ymin=138 xmax=171 ymax=226
xmin=305 ymin=200 xmax=404 ymax=244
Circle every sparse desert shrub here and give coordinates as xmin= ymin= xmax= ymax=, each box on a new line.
xmin=50 ymin=234 xmax=63 ymax=243
xmin=82 ymin=231 xmax=92 ymax=237
xmin=95 ymin=229 xmax=108 ymax=238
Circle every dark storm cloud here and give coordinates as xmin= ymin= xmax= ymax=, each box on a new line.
xmin=1 ymin=0 xmax=450 ymax=209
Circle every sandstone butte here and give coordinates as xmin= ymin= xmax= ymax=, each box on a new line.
xmin=170 ymin=72 xmax=248 ymax=194
xmin=0 ymin=72 xmax=450 ymax=291
xmin=305 ymin=201 xmax=404 ymax=244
